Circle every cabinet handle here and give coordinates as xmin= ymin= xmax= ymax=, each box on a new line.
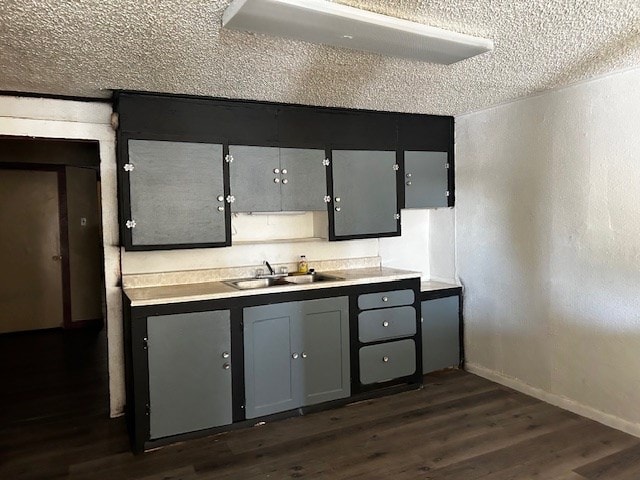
xmin=273 ymin=168 xmax=280 ymax=174
xmin=222 ymin=352 xmax=230 ymax=359
xmin=292 ymin=352 xmax=299 ymax=359
xmin=301 ymin=352 xmax=307 ymax=358
xmin=382 ymin=356 xmax=389 ymax=363
xmin=281 ymin=168 xmax=288 ymax=174
xmin=274 ymin=178 xmax=280 ymax=183
xmin=382 ymin=296 xmax=389 ymax=302
xmin=217 ymin=206 xmax=224 ymax=212
xmin=223 ymin=363 xmax=231 ymax=370
xmin=282 ymin=178 xmax=288 ymax=184
xmin=382 ymin=321 xmax=389 ymax=327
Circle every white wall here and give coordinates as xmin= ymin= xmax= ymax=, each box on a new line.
xmin=456 ymin=67 xmax=640 ymax=436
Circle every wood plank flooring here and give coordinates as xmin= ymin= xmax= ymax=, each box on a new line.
xmin=2 ymin=330 xmax=640 ymax=479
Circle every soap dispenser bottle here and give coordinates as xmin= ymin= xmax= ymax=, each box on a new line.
xmin=298 ymin=255 xmax=308 ymax=274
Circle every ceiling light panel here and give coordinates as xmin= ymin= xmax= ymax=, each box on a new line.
xmin=222 ymin=0 xmax=493 ymax=64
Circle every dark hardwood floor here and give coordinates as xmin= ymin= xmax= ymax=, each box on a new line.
xmin=1 ymin=330 xmax=639 ymax=479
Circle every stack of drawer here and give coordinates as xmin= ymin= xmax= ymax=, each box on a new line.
xmin=357 ymin=288 xmax=418 ymax=385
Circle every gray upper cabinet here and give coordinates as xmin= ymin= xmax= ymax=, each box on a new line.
xmin=229 ymin=146 xmax=327 ymax=212
xmin=228 ymin=145 xmax=281 ymax=212
xmin=127 ymin=140 xmax=227 ymax=246
xmin=404 ymin=151 xmax=449 ymax=209
xmin=331 ymin=150 xmax=399 ymax=238
xmin=279 ymin=148 xmax=327 ymax=211
xmin=147 ymin=310 xmax=232 ymax=440
xmin=422 ymin=296 xmax=460 ymax=373
xmin=244 ymin=296 xmax=349 ymax=419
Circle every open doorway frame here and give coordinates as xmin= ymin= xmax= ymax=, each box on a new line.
xmin=0 ymin=96 xmax=124 ymax=417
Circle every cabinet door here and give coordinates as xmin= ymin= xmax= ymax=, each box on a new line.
xmin=229 ymin=145 xmax=280 ymax=212
xmin=280 ymin=148 xmax=327 ymax=211
xmin=331 ymin=150 xmax=398 ymax=238
xmin=422 ymin=296 xmax=460 ymax=373
xmin=295 ymin=297 xmax=350 ymax=406
xmin=405 ymin=151 xmax=449 ymax=208
xmin=128 ymin=140 xmax=226 ymax=246
xmin=244 ymin=303 xmax=298 ymax=418
xmin=147 ymin=310 xmax=231 ymax=440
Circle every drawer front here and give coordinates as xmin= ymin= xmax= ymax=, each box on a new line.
xmin=359 ymin=339 xmax=416 ymax=384
xmin=358 ymin=289 xmax=415 ymax=310
xmin=358 ymin=306 xmax=416 ymax=343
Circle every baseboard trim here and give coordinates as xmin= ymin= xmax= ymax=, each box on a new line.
xmin=465 ymin=362 xmax=640 ymax=439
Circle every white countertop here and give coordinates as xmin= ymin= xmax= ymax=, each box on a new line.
xmin=124 ymin=267 xmax=421 ymax=307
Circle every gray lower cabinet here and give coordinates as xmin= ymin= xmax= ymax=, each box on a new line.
xmin=229 ymin=145 xmax=327 ymax=212
xmin=331 ymin=150 xmax=399 ymax=237
xmin=404 ymin=151 xmax=449 ymax=208
xmin=146 ymin=310 xmax=232 ymax=440
xmin=422 ymin=296 xmax=460 ymax=373
xmin=127 ymin=140 xmax=227 ymax=246
xmin=243 ymin=296 xmax=350 ymax=419
xmin=359 ymin=339 xmax=416 ymax=384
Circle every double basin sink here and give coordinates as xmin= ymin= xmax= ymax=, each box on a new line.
xmin=224 ymin=273 xmax=344 ymax=290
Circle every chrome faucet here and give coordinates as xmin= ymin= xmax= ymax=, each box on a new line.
xmin=264 ymin=260 xmax=275 ymax=276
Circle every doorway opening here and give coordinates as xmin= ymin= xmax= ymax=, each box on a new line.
xmin=0 ymin=136 xmax=109 ymax=424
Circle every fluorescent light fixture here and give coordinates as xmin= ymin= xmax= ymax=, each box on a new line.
xmin=222 ymin=0 xmax=493 ymax=64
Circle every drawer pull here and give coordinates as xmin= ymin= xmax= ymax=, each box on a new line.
xmin=382 ymin=321 xmax=389 ymax=327
xmin=382 ymin=356 xmax=389 ymax=363
xmin=382 ymin=296 xmax=389 ymax=302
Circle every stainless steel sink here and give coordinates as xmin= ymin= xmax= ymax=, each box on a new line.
xmin=224 ymin=277 xmax=289 ymax=290
xmin=284 ymin=273 xmax=343 ymax=284
xmin=224 ymin=273 xmax=344 ymax=290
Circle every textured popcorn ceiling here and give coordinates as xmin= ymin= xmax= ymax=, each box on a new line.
xmin=1 ymin=0 xmax=640 ymax=115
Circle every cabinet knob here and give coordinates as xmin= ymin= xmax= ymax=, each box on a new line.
xmin=382 ymin=296 xmax=389 ymax=302
xmin=217 ymin=206 xmax=224 ymax=212
xmin=223 ymin=363 xmax=231 ymax=370
xmin=217 ymin=195 xmax=224 ymax=202
xmin=382 ymin=321 xmax=389 ymax=327
xmin=281 ymin=168 xmax=288 ymax=174
xmin=301 ymin=352 xmax=307 ymax=359
xmin=335 ymin=207 xmax=341 ymax=212
xmin=382 ymin=356 xmax=389 ymax=363
xmin=274 ymin=178 xmax=280 ymax=183
xmin=222 ymin=352 xmax=230 ymax=359
xmin=292 ymin=352 xmax=299 ymax=359
xmin=335 ymin=197 xmax=341 ymax=203
xmin=406 ymin=181 xmax=412 ymax=186
xmin=273 ymin=168 xmax=280 ymax=174
xmin=282 ymin=178 xmax=288 ymax=184
xmin=406 ymin=173 xmax=412 ymax=178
